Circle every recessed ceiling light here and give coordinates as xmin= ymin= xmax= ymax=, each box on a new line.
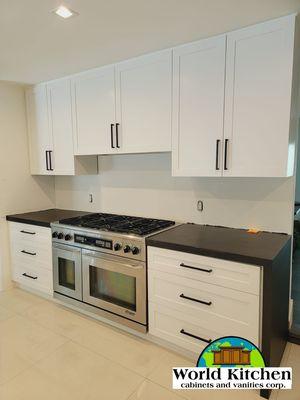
xmin=53 ymin=5 xmax=78 ymax=19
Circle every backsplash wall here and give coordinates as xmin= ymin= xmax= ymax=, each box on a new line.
xmin=54 ymin=153 xmax=295 ymax=234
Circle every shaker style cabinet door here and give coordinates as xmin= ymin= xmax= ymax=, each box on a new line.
xmin=72 ymin=66 xmax=116 ymax=155
xmin=26 ymin=84 xmax=53 ymax=175
xmin=172 ymin=35 xmax=226 ymax=176
xmin=47 ymin=78 xmax=75 ymax=175
xmin=115 ymin=50 xmax=172 ymax=153
xmin=223 ymin=15 xmax=296 ymax=177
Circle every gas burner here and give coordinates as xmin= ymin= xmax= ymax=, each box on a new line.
xmin=59 ymin=213 xmax=175 ymax=236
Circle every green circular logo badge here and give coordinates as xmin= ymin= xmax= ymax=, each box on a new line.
xmin=197 ymin=336 xmax=265 ymax=368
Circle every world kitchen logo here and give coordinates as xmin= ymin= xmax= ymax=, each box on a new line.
xmin=173 ymin=336 xmax=292 ymax=390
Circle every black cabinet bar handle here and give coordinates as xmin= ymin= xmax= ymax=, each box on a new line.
xmin=49 ymin=151 xmax=53 ymax=171
xmin=116 ymin=123 xmax=120 ymax=148
xmin=22 ymin=273 xmax=38 ymax=280
xmin=180 ymin=293 xmax=212 ymax=306
xmin=45 ymin=151 xmax=49 ymax=171
xmin=110 ymin=124 xmax=115 ymax=148
xmin=224 ymin=139 xmax=229 ymax=170
xmin=180 ymin=263 xmax=212 ymax=273
xmin=180 ymin=329 xmax=212 ymax=344
xmin=215 ymin=139 xmax=220 ymax=170
xmin=20 ymin=230 xmax=36 ymax=235
xmin=21 ymin=250 xmax=36 ymax=256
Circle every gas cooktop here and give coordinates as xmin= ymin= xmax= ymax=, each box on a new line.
xmin=59 ymin=213 xmax=175 ymax=237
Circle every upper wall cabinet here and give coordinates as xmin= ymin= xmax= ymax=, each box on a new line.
xmin=26 ymin=84 xmax=52 ymax=175
xmin=72 ymin=66 xmax=116 ymax=155
xmin=115 ymin=50 xmax=172 ymax=153
xmin=172 ymin=14 xmax=297 ymax=177
xmin=223 ymin=15 xmax=296 ymax=177
xmin=26 ymin=79 xmax=97 ymax=175
xmin=172 ymin=35 xmax=226 ymax=176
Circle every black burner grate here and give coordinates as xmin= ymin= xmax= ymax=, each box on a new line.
xmin=59 ymin=213 xmax=175 ymax=236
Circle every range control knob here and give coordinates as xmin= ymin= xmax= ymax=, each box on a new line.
xmin=123 ymin=245 xmax=131 ymax=253
xmin=52 ymin=231 xmax=58 ymax=238
xmin=65 ymin=234 xmax=72 ymax=241
xmin=131 ymin=246 xmax=140 ymax=255
xmin=57 ymin=233 xmax=64 ymax=240
xmin=114 ymin=243 xmax=122 ymax=251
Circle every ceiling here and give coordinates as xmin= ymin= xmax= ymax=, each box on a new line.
xmin=1 ymin=0 xmax=300 ymax=84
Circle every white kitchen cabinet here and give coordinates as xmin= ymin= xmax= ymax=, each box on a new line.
xmin=26 ymin=79 xmax=98 ymax=175
xmin=72 ymin=66 xmax=116 ymax=155
xmin=47 ymin=79 xmax=76 ymax=174
xmin=172 ymin=14 xmax=297 ymax=178
xmin=26 ymin=84 xmax=52 ymax=175
xmin=172 ymin=35 xmax=226 ymax=176
xmin=115 ymin=50 xmax=172 ymax=153
xmin=9 ymin=222 xmax=53 ymax=295
xmin=223 ymin=14 xmax=296 ymax=177
xmin=148 ymin=246 xmax=261 ymax=354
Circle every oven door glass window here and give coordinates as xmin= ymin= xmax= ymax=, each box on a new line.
xmin=58 ymin=257 xmax=76 ymax=290
xmin=89 ymin=266 xmax=136 ymax=311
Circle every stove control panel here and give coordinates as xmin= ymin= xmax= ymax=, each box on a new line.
xmin=51 ymin=225 xmax=144 ymax=261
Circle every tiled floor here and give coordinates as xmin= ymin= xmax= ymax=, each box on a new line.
xmin=0 ymin=288 xmax=299 ymax=400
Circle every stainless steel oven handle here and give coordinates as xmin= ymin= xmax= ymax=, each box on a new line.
xmin=53 ymin=243 xmax=81 ymax=253
xmin=89 ymin=262 xmax=143 ymax=270
xmin=82 ymin=249 xmax=143 ymax=269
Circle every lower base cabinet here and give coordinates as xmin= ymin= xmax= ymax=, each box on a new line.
xmin=147 ymin=246 xmax=261 ymax=355
xmin=9 ymin=222 xmax=53 ymax=295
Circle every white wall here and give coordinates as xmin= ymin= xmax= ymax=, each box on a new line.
xmin=55 ymin=153 xmax=295 ymax=235
xmin=0 ymin=82 xmax=55 ymax=290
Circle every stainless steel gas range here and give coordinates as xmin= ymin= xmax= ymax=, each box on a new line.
xmin=51 ymin=213 xmax=175 ymax=333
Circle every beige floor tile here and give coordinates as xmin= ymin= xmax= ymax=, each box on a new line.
xmin=22 ymin=300 xmax=167 ymax=377
xmin=0 ymin=287 xmax=46 ymax=314
xmin=0 ymin=341 xmax=144 ymax=400
xmin=0 ymin=315 xmax=68 ymax=384
xmin=0 ymin=304 xmax=15 ymax=322
xmin=285 ymin=343 xmax=300 ymax=366
xmin=128 ymin=380 xmax=185 ymax=400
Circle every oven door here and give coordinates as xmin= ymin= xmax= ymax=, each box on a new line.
xmin=82 ymin=250 xmax=146 ymax=325
xmin=53 ymin=243 xmax=82 ymax=301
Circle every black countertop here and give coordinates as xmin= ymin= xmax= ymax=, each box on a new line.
xmin=146 ymin=223 xmax=291 ymax=267
xmin=6 ymin=209 xmax=90 ymax=228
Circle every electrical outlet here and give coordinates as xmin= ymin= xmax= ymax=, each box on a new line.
xmin=89 ymin=194 xmax=93 ymax=203
xmin=197 ymin=200 xmax=204 ymax=212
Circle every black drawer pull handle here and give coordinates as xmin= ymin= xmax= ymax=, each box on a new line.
xmin=180 ymin=263 xmax=212 ymax=273
xmin=20 ymin=230 xmax=36 ymax=235
xmin=21 ymin=250 xmax=36 ymax=256
xmin=180 ymin=329 xmax=212 ymax=344
xmin=116 ymin=123 xmax=120 ymax=148
xmin=224 ymin=139 xmax=229 ymax=170
xmin=180 ymin=293 xmax=212 ymax=306
xmin=22 ymin=273 xmax=38 ymax=280
xmin=215 ymin=139 xmax=220 ymax=170
xmin=110 ymin=124 xmax=115 ymax=148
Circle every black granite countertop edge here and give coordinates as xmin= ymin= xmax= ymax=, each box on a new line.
xmin=6 ymin=215 xmax=53 ymax=228
xmin=146 ymin=239 xmax=274 ymax=267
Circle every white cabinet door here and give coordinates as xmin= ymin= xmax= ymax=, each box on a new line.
xmin=224 ymin=15 xmax=296 ymax=177
xmin=48 ymin=79 xmax=75 ymax=175
xmin=172 ymin=35 xmax=226 ymax=176
xmin=26 ymin=85 xmax=52 ymax=175
xmin=72 ymin=66 xmax=116 ymax=155
xmin=115 ymin=50 xmax=172 ymax=153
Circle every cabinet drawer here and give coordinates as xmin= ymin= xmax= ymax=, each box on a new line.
xmin=12 ymin=264 xmax=53 ymax=294
xmin=147 ymin=247 xmax=261 ymax=295
xmin=9 ymin=222 xmax=51 ymax=244
xmin=149 ymin=303 xmax=259 ymax=354
xmin=148 ymin=270 xmax=260 ymax=334
xmin=10 ymin=241 xmax=52 ymax=270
